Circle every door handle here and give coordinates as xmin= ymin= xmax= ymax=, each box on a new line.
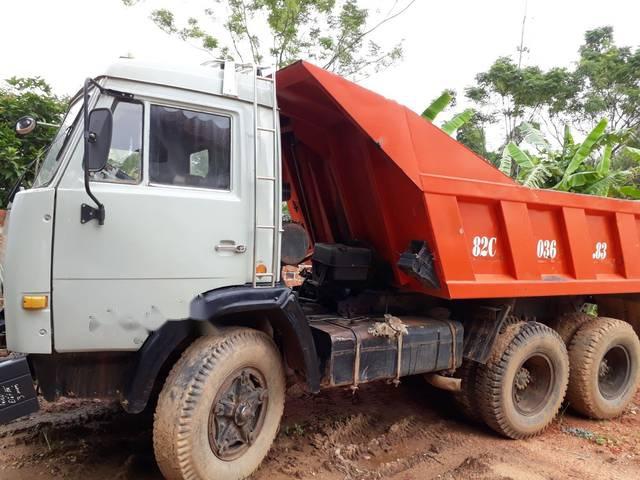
xmin=215 ymin=242 xmax=247 ymax=254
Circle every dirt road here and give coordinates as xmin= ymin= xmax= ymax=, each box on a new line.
xmin=1 ymin=379 xmax=639 ymax=479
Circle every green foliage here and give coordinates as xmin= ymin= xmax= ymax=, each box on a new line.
xmin=465 ymin=56 xmax=576 ymax=142
xmin=466 ymin=26 xmax=640 ymax=149
xmin=456 ymin=114 xmax=496 ymax=161
xmin=421 ymin=90 xmax=475 ymax=137
xmin=458 ymin=25 xmax=640 ymax=200
xmin=421 ymin=90 xmax=454 ymax=122
xmin=500 ymin=122 xmax=640 ymax=198
xmin=125 ymin=0 xmax=414 ymax=79
xmin=441 ymin=109 xmax=475 ymax=136
xmin=572 ymin=27 xmax=640 ymax=132
xmin=0 ymin=77 xmax=67 ymax=206
xmin=561 ymin=119 xmax=608 ymax=180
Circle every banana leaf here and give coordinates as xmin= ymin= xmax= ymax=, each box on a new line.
xmin=498 ymin=146 xmax=512 ymax=176
xmin=624 ymin=146 xmax=640 ymax=161
xmin=563 ymin=118 xmax=608 ymax=177
xmin=584 ymin=170 xmax=632 ymax=197
xmin=618 ymin=185 xmax=640 ymax=199
xmin=441 ymin=109 xmax=474 ymax=135
xmin=596 ymin=144 xmax=612 ymax=175
xmin=522 ymin=164 xmax=551 ymax=188
xmin=421 ymin=91 xmax=453 ymax=122
xmin=506 ymin=142 xmax=535 ymax=169
xmin=565 ymin=171 xmax=600 ymax=188
xmin=520 ymin=123 xmax=549 ymax=150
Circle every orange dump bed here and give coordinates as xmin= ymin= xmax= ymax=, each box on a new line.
xmin=276 ymin=61 xmax=640 ymax=300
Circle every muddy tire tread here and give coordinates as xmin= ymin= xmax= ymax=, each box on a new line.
xmin=476 ymin=322 xmax=568 ymax=439
xmin=548 ymin=312 xmax=593 ymax=345
xmin=153 ymin=329 xmax=284 ymax=480
xmin=452 ymin=361 xmax=479 ymax=420
xmin=566 ymin=317 xmax=640 ymax=419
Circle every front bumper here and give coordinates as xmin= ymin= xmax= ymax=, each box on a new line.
xmin=0 ymin=355 xmax=39 ymax=424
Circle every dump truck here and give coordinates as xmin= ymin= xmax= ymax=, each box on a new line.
xmin=1 ymin=59 xmax=639 ymax=480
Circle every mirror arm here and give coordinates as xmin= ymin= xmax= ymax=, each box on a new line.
xmin=80 ymin=79 xmax=133 ymax=226
xmin=81 ymin=78 xmax=105 ymax=225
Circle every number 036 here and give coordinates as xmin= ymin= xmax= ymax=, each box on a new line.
xmin=536 ymin=239 xmax=557 ymax=259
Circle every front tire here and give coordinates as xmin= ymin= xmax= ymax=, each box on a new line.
xmin=153 ymin=329 xmax=285 ymax=480
xmin=476 ymin=322 xmax=569 ymax=439
xmin=566 ymin=318 xmax=640 ymax=419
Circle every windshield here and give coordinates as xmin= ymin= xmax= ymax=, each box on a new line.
xmin=32 ymin=97 xmax=83 ymax=188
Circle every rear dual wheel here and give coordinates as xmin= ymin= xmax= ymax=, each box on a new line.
xmin=566 ymin=318 xmax=640 ymax=419
xmin=475 ymin=322 xmax=569 ymax=439
xmin=548 ymin=312 xmax=593 ymax=345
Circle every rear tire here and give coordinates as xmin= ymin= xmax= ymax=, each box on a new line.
xmin=548 ymin=312 xmax=593 ymax=345
xmin=451 ymin=361 xmax=480 ymax=420
xmin=476 ymin=322 xmax=569 ymax=439
xmin=153 ymin=329 xmax=285 ymax=480
xmin=567 ymin=317 xmax=640 ymax=419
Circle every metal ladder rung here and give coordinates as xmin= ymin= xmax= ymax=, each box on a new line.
xmin=252 ymin=64 xmax=280 ymax=288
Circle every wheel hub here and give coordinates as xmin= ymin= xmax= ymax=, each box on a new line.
xmin=597 ymin=345 xmax=631 ymax=400
xmin=515 ymin=367 xmax=532 ymax=391
xmin=209 ymin=368 xmax=268 ymax=461
xmin=512 ymin=354 xmax=554 ymax=416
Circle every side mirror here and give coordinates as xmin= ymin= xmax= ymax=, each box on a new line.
xmin=15 ymin=116 xmax=37 ymax=136
xmin=85 ymin=108 xmax=113 ymax=172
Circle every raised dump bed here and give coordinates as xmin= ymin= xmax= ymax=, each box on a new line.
xmin=277 ymin=61 xmax=640 ymax=300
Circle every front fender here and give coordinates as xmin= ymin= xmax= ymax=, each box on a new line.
xmin=122 ymin=285 xmax=320 ymax=413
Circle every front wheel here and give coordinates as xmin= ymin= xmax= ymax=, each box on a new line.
xmin=153 ymin=329 xmax=285 ymax=480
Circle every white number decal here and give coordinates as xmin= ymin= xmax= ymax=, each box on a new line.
xmin=472 ymin=236 xmax=497 ymax=257
xmin=536 ymin=239 xmax=557 ymax=259
xmin=593 ymin=242 xmax=608 ymax=260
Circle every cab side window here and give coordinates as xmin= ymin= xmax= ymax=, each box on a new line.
xmin=149 ymin=105 xmax=231 ymax=190
xmin=91 ymin=101 xmax=143 ymax=184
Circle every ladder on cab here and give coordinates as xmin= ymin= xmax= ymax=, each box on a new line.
xmin=251 ymin=65 xmax=281 ymax=288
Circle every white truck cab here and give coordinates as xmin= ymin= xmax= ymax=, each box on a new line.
xmin=3 ymin=59 xmax=281 ymax=354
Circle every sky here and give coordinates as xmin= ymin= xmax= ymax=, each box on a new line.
xmin=2 ymin=0 xmax=640 ymax=142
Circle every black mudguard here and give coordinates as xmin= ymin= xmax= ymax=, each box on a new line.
xmin=123 ymin=285 xmax=320 ymax=413
xmin=191 ymin=285 xmax=321 ymax=392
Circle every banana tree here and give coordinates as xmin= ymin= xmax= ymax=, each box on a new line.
xmin=499 ymin=121 xmax=640 ymax=198
xmin=422 ymin=91 xmax=475 ymax=136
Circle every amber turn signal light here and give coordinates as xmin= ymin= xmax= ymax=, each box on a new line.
xmin=22 ymin=295 xmax=48 ymax=310
xmin=255 ymin=263 xmax=268 ymax=274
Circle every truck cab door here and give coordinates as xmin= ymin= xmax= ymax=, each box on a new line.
xmin=52 ymin=95 xmax=253 ymax=351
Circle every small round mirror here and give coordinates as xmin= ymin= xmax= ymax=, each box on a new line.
xmin=15 ymin=116 xmax=37 ymax=136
